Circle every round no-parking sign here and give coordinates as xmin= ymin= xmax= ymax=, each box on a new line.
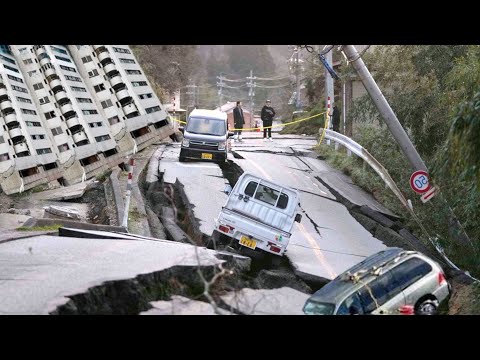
xmin=410 ymin=170 xmax=431 ymax=194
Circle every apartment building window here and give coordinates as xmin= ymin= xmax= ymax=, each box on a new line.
xmin=65 ymin=75 xmax=81 ymax=82
xmin=28 ymin=70 xmax=37 ymax=77
xmin=16 ymin=97 xmax=32 ymax=104
xmin=81 ymin=55 xmax=93 ymax=63
xmin=145 ymin=106 xmax=161 ymax=114
xmin=44 ymin=111 xmax=56 ymax=120
xmin=0 ymin=136 xmax=4 ymax=144
xmin=33 ymin=82 xmax=44 ymax=90
xmin=21 ymin=109 xmax=37 ymax=115
xmin=60 ymin=65 xmax=76 ymax=72
xmin=132 ymin=81 xmax=147 ymax=87
xmin=119 ymin=58 xmax=135 ymax=64
xmin=76 ymin=97 xmax=93 ymax=103
xmin=39 ymin=96 xmax=50 ymax=105
xmin=51 ymin=126 xmax=63 ymax=136
xmin=7 ymin=74 xmax=24 ymax=83
xmin=0 ymin=54 xmax=16 ymax=64
xmin=11 ymin=85 xmax=28 ymax=93
xmin=139 ymin=93 xmax=153 ymax=99
xmin=82 ymin=109 xmax=98 ymax=115
xmin=31 ymin=134 xmax=46 ymax=140
xmin=18 ymin=48 xmax=27 ymax=54
xmin=71 ymin=86 xmax=87 ymax=92
xmin=25 ymin=121 xmax=41 ymax=127
xmin=51 ymin=46 xmax=68 ymax=55
xmin=89 ymin=122 xmax=103 ymax=128
xmin=126 ymin=69 xmax=142 ymax=75
xmin=55 ymin=55 xmax=72 ymax=63
xmin=95 ymin=134 xmax=111 ymax=142
xmin=0 ymin=153 xmax=10 ymax=162
xmin=88 ymin=69 xmax=99 ymax=78
xmin=58 ymin=143 xmax=70 ymax=153
xmin=113 ymin=47 xmax=131 ymax=54
xmin=108 ymin=116 xmax=120 ymax=125
xmin=36 ymin=148 xmax=52 ymax=155
xmin=101 ymin=99 xmax=113 ymax=109
xmin=23 ymin=58 xmax=34 ymax=65
xmin=3 ymin=65 xmax=19 ymax=73
xmin=94 ymin=84 xmax=106 ymax=92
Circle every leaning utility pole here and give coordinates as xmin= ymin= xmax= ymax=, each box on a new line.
xmin=216 ymin=74 xmax=224 ymax=107
xmin=295 ymin=47 xmax=301 ymax=110
xmin=324 ymin=46 xmax=335 ymax=128
xmin=247 ymin=70 xmax=255 ymax=128
xmin=341 ymin=45 xmax=427 ymax=172
xmin=186 ymin=80 xmax=196 ymax=116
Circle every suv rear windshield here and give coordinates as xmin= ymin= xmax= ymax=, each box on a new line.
xmin=186 ymin=117 xmax=226 ymax=136
xmin=303 ymin=300 xmax=335 ymax=315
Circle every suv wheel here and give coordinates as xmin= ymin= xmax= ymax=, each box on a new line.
xmin=415 ymin=299 xmax=438 ymax=315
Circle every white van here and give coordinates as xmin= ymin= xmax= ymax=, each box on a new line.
xmin=214 ymin=172 xmax=302 ymax=256
xmin=179 ymin=109 xmax=233 ymax=163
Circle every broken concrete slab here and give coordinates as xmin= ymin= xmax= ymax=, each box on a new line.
xmin=360 ymin=205 xmax=395 ymax=228
xmin=253 ymin=269 xmax=311 ymax=294
xmin=31 ymin=180 xmax=94 ymax=201
xmin=214 ymin=251 xmax=251 ymax=273
xmin=43 ymin=205 xmax=81 ymax=220
xmin=140 ymin=296 xmax=233 ymax=315
xmin=221 ymin=287 xmax=310 ymax=315
xmin=350 ymin=211 xmax=378 ymax=233
xmin=0 ymin=213 xmax=32 ymax=230
xmin=0 ymin=234 xmax=225 ymax=314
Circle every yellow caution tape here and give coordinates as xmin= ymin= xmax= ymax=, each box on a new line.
xmin=318 ymin=113 xmax=329 ymax=145
xmin=169 ymin=111 xmax=327 ymax=132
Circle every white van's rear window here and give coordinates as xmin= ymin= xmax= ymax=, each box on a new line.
xmin=244 ymin=181 xmax=289 ymax=209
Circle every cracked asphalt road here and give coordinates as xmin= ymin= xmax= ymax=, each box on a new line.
xmin=158 ymin=133 xmax=388 ymax=283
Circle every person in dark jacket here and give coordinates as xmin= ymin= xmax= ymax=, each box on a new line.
xmin=261 ymin=100 xmax=275 ymax=141
xmin=332 ymin=105 xmax=341 ymax=132
xmin=232 ymin=101 xmax=245 ymax=142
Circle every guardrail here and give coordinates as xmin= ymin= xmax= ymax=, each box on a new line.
xmin=319 ymin=128 xmax=410 ymax=210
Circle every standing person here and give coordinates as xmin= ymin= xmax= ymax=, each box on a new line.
xmin=332 ymin=105 xmax=341 ymax=132
xmin=232 ymin=101 xmax=245 ymax=142
xmin=261 ymin=99 xmax=275 ymax=141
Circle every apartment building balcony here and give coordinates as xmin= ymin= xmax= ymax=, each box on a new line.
xmin=35 ymin=46 xmax=47 ymax=57
xmin=93 ymin=45 xmax=107 ymax=54
xmin=8 ymin=127 xmax=24 ymax=142
xmin=73 ymin=131 xmax=88 ymax=144
xmin=66 ymin=117 xmax=83 ymax=134
xmin=4 ymin=113 xmax=18 ymax=126
xmin=116 ymin=89 xmax=132 ymax=105
xmin=103 ymin=62 xmax=117 ymax=76
xmin=60 ymin=103 xmax=75 ymax=117
xmin=122 ymin=102 xmax=137 ymax=116
xmin=54 ymin=90 xmax=69 ymax=105
xmin=14 ymin=142 xmax=29 ymax=155
xmin=49 ymin=78 xmax=63 ymax=91
xmin=98 ymin=51 xmax=111 ymax=64
xmin=44 ymin=67 xmax=57 ymax=78
xmin=109 ymin=74 xmax=124 ymax=89
xmin=0 ymin=86 xmax=7 ymax=100
xmin=0 ymin=99 xmax=13 ymax=112
xmin=39 ymin=55 xmax=51 ymax=67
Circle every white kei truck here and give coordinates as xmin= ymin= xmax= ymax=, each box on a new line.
xmin=214 ymin=172 xmax=302 ymax=256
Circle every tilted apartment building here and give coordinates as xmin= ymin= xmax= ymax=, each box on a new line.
xmin=0 ymin=45 xmax=174 ymax=194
